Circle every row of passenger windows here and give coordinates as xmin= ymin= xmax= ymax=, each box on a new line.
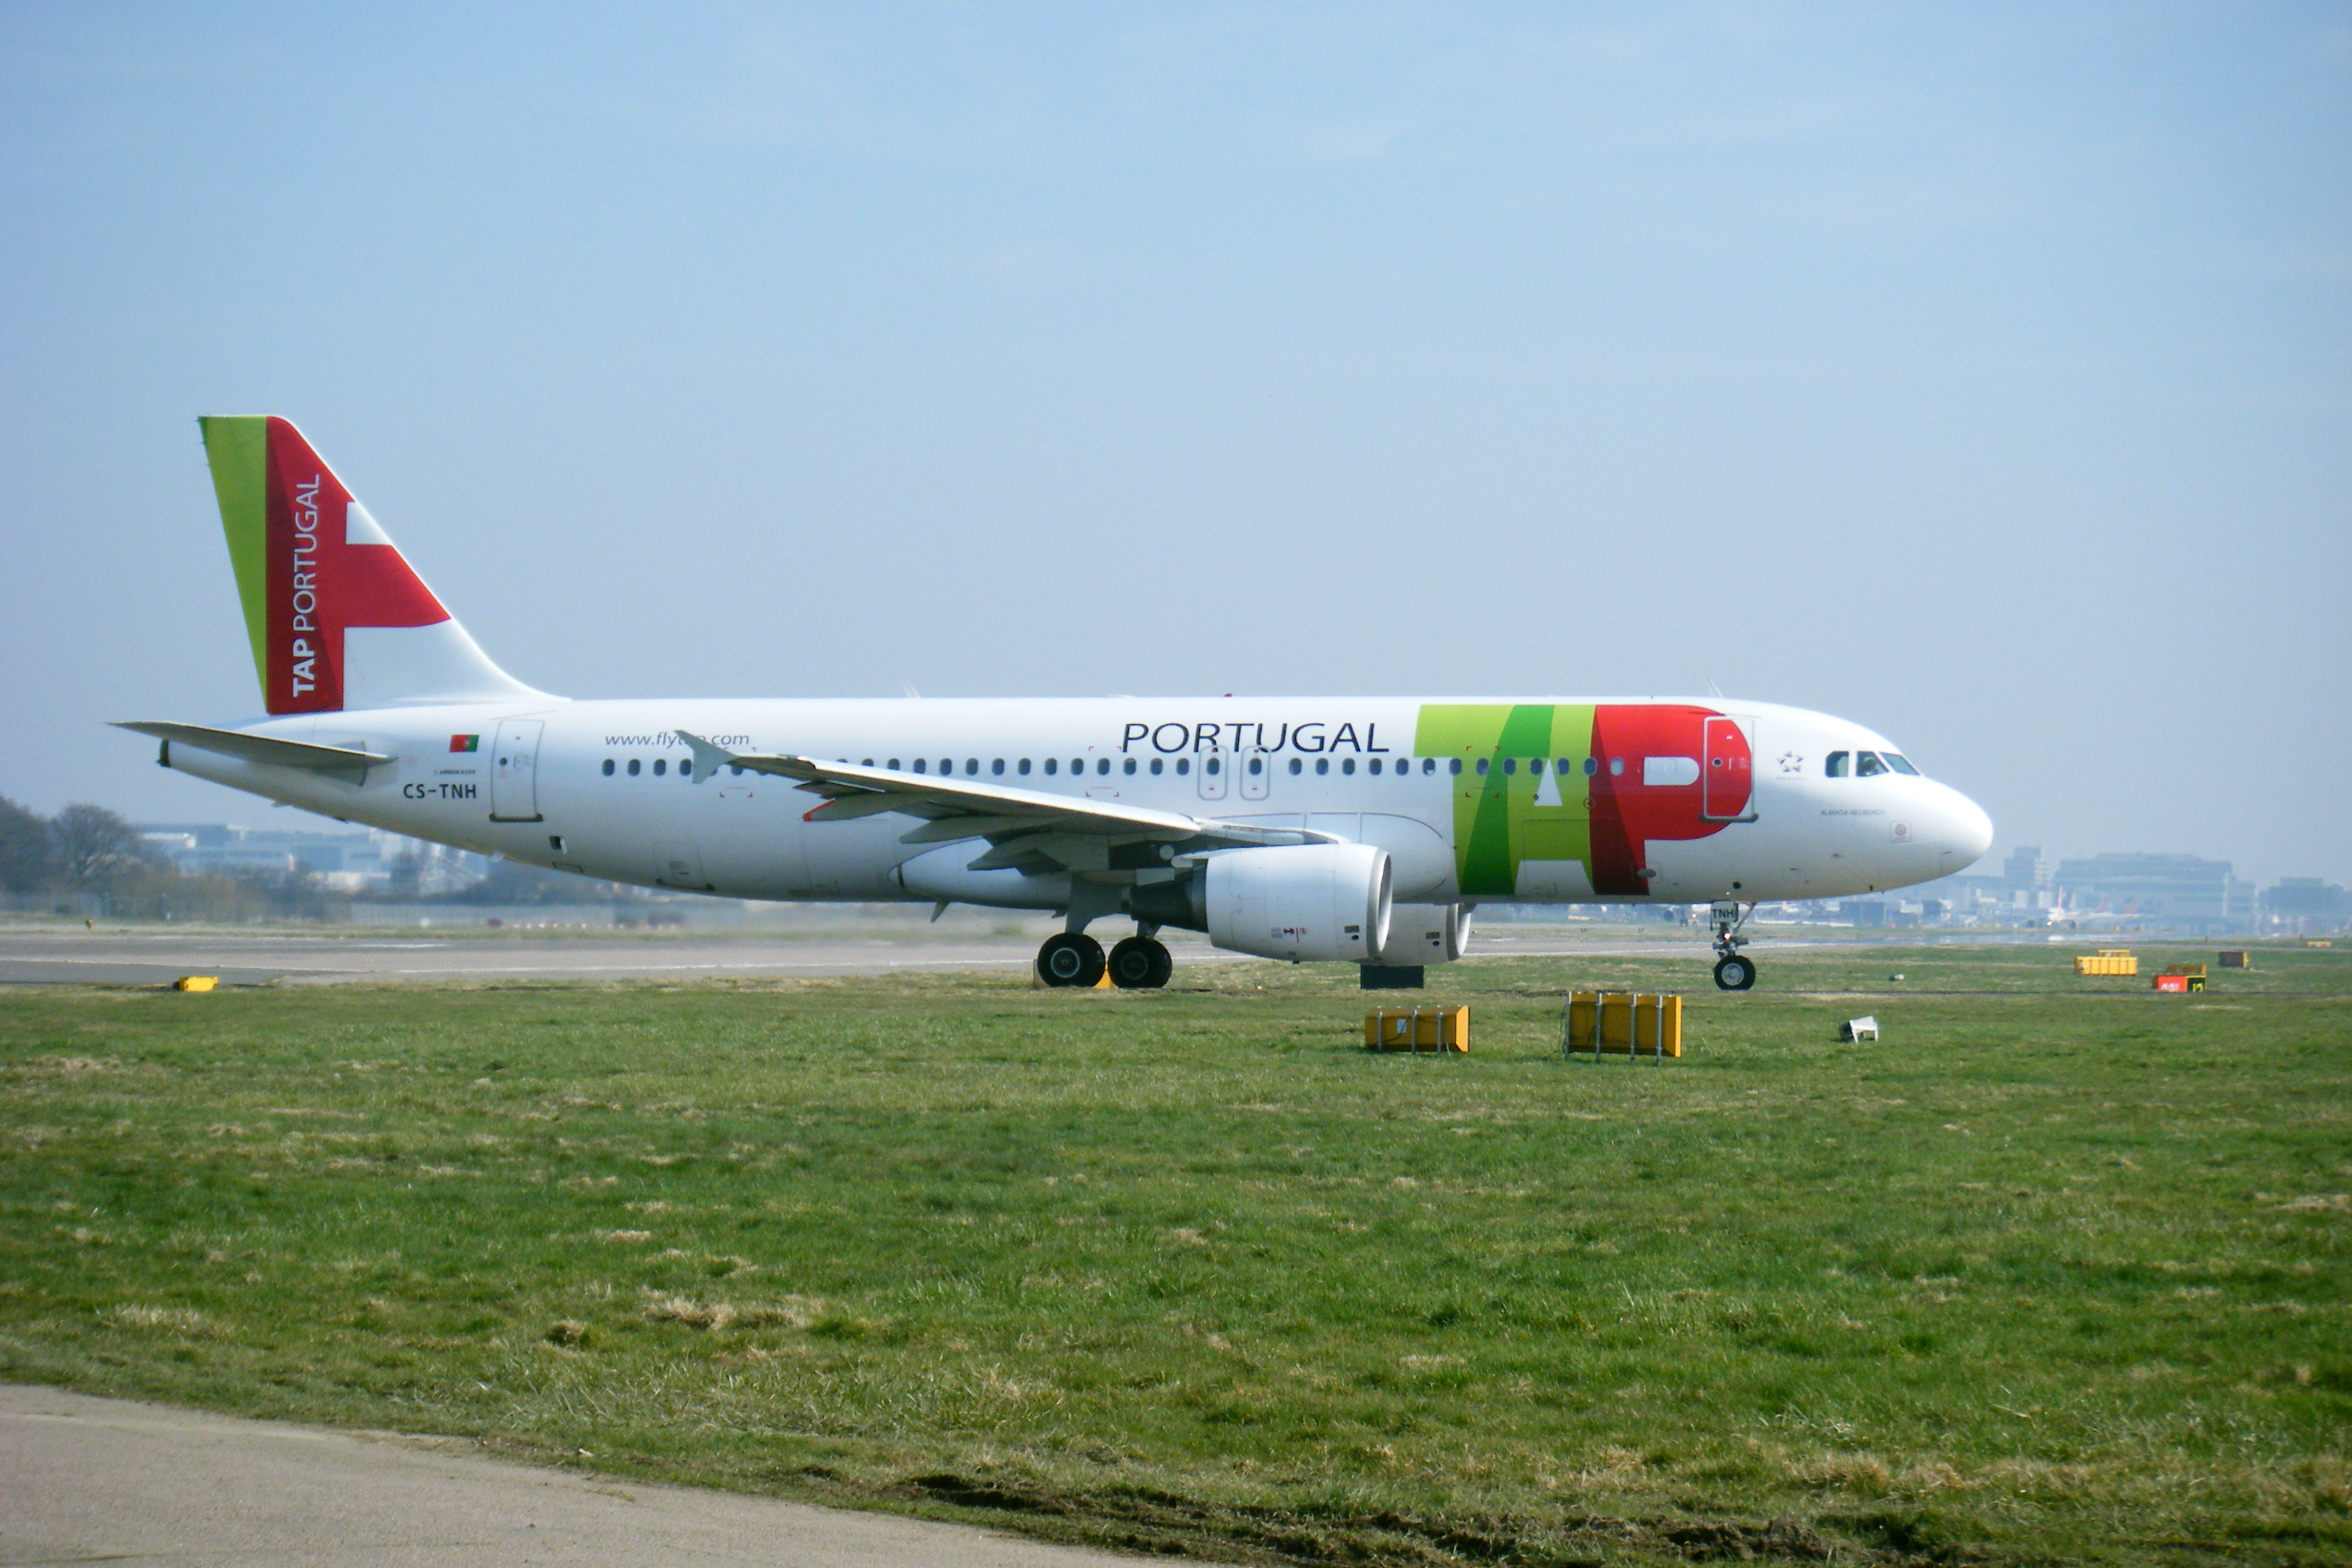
xmin=1825 ymin=750 xmax=1919 ymax=778
xmin=594 ymin=753 xmax=1676 ymax=780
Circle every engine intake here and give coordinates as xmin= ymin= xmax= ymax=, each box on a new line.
xmin=1202 ymin=844 xmax=1392 ymax=963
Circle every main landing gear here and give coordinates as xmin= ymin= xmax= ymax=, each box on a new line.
xmin=1035 ymin=929 xmax=1172 ymax=989
xmin=1710 ymin=899 xmax=1758 ymax=992
xmin=1108 ymin=935 xmax=1174 ymax=989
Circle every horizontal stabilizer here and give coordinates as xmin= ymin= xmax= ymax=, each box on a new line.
xmin=114 ymin=721 xmax=394 ymax=785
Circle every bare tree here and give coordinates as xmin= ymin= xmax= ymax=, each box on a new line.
xmin=0 ymin=795 xmax=50 ymax=892
xmin=49 ymin=803 xmax=149 ymax=889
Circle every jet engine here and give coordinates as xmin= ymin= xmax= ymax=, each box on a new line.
xmin=1200 ymin=843 xmax=1392 ymax=963
xmin=1372 ymin=901 xmax=1474 ymax=966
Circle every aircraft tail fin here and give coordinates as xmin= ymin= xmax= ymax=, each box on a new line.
xmin=198 ymin=416 xmax=545 ymax=715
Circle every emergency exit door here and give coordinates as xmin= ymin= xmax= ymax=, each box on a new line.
xmin=489 ymin=718 xmax=544 ymax=822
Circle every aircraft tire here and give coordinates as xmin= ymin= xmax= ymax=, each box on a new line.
xmin=1108 ymin=936 xmax=1172 ymax=989
xmin=1038 ymin=932 xmax=1107 ymax=989
xmin=1712 ymin=954 xmax=1756 ymax=992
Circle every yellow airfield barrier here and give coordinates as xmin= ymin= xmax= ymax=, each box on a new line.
xmin=1365 ymin=1005 xmax=1469 ymax=1054
xmin=173 ymin=976 xmax=219 ymax=992
xmin=1564 ymin=992 xmax=1682 ymax=1059
xmin=2074 ymin=950 xmax=2137 ymax=976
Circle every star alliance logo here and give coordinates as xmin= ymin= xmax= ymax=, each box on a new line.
xmin=1778 ymin=752 xmax=1805 ymax=774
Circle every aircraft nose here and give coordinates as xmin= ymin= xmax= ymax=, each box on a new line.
xmin=1943 ymin=788 xmax=1994 ymax=870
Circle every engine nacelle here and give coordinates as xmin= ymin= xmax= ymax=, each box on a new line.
xmin=1373 ymin=902 xmax=1474 ymax=965
xmin=1204 ymin=844 xmax=1392 ymax=963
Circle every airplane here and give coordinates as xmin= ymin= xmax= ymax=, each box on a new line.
xmin=120 ymin=417 xmax=1994 ymax=992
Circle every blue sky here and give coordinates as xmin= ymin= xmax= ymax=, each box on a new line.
xmin=2 ymin=3 xmax=2346 ymax=883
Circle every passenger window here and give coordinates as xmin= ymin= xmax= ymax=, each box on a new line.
xmin=731 ymin=765 xmax=743 ymax=777
xmin=1342 ymin=757 xmax=1355 ymax=775
xmin=1502 ymin=757 xmax=1517 ymax=775
xmin=601 ymin=758 xmax=615 ymax=776
xmin=1206 ymin=757 xmax=1220 ymax=775
xmin=1475 ymin=758 xmax=1489 ymax=775
xmin=1096 ymin=758 xmax=1109 ymax=775
xmin=992 ymin=759 xmax=1004 ymax=775
xmin=1247 ymin=756 xmax=1262 ymax=775
xmin=1423 ymin=757 xmax=1436 ymax=775
xmin=627 ymin=758 xmax=641 ymax=776
xmin=961 ymin=759 xmax=974 ymax=775
xmin=861 ymin=758 xmax=874 ymax=767
xmin=887 ymin=758 xmax=901 ymax=771
xmin=1449 ymin=758 xmax=1462 ymax=775
xmin=1856 ymin=751 xmax=1889 ymax=778
xmin=1071 ymin=759 xmax=1083 ymax=774
xmin=1885 ymin=753 xmax=1920 ymax=775
xmin=1367 ymin=757 xmax=1381 ymax=775
xmin=942 ymin=760 xmax=953 ymax=775
xmin=1123 ymin=757 xmax=1136 ymax=775
xmin=1609 ymin=757 xmax=1624 ymax=776
xmin=653 ymin=758 xmax=667 ymax=776
xmin=1316 ymin=758 xmax=1330 ymax=775
xmin=1153 ymin=758 xmax=1166 ymax=775
xmin=914 ymin=758 xmax=928 ymax=774
xmin=1176 ymin=758 xmax=1190 ymax=775
xmin=1018 ymin=758 xmax=1031 ymax=775
xmin=1287 ymin=758 xmax=1301 ymax=775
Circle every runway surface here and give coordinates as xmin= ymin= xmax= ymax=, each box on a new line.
xmin=0 ymin=923 xmax=1721 ymax=986
xmin=0 ymin=1384 xmax=1141 ymax=1568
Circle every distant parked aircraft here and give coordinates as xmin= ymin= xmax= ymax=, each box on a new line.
xmin=122 ymin=417 xmax=1992 ymax=991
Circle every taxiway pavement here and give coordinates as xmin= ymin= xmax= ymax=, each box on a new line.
xmin=0 ymin=923 xmax=1720 ymax=986
xmin=0 ymin=1384 xmax=1142 ymax=1568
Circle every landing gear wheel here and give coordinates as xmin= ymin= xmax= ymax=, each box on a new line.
xmin=1037 ymin=932 xmax=1107 ymax=989
xmin=1713 ymin=954 xmax=1756 ymax=992
xmin=1108 ymin=936 xmax=1173 ymax=989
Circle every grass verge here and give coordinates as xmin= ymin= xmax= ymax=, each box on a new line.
xmin=2 ymin=942 xmax=2348 ymax=1564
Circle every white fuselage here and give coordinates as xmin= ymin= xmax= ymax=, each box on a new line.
xmin=153 ymin=695 xmax=1993 ymax=909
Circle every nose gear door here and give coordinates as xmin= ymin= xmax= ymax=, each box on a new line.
xmin=1700 ymin=716 xmax=1757 ymax=823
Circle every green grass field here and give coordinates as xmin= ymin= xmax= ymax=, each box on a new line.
xmin=2 ymin=943 xmax=2347 ymax=1565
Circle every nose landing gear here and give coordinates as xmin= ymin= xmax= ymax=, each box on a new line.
xmin=1710 ymin=900 xmax=1757 ymax=991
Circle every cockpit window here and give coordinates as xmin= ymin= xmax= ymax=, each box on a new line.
xmin=1825 ymin=751 xmax=1850 ymax=778
xmin=1884 ymin=753 xmax=1920 ymax=775
xmin=1855 ymin=751 xmax=1890 ymax=778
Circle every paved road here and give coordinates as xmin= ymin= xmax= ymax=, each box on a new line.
xmin=0 ymin=929 xmax=1111 ymax=986
xmin=0 ymin=925 xmax=1726 ymax=987
xmin=0 ymin=1384 xmax=1141 ymax=1568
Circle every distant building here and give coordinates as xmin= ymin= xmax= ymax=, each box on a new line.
xmin=2051 ymin=852 xmax=2255 ymax=930
xmin=138 ymin=823 xmax=488 ymax=894
xmin=2262 ymin=878 xmax=2351 ymax=934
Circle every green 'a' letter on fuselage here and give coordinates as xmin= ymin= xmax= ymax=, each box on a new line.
xmin=1415 ymin=704 xmax=1598 ymax=896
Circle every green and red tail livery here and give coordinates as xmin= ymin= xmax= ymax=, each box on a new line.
xmin=200 ymin=416 xmax=451 ymax=714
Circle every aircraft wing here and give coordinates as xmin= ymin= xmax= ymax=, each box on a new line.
xmin=114 ymin=721 xmax=395 ymax=785
xmin=674 ymin=731 xmax=1329 ymax=870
